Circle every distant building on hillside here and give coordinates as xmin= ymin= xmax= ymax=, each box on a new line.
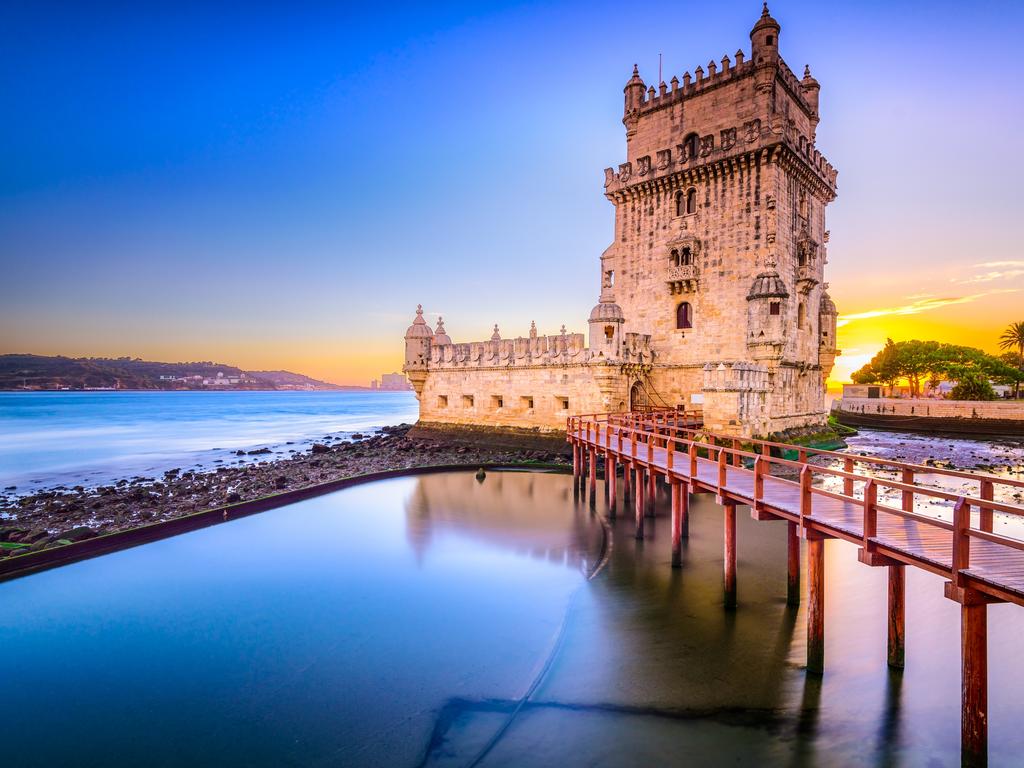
xmin=380 ymin=372 xmax=411 ymax=391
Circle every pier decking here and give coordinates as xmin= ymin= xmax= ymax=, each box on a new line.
xmin=569 ymin=410 xmax=1024 ymax=766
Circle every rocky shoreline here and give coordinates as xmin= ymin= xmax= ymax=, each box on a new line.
xmin=0 ymin=424 xmax=569 ymax=561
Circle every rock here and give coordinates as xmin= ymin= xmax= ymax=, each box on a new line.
xmin=351 ymin=433 xmax=365 ymax=440
xmin=274 ymin=476 xmax=288 ymax=489
xmin=247 ymin=448 xmax=272 ymax=455
xmin=55 ymin=526 xmax=97 ymax=543
xmin=311 ymin=444 xmax=330 ymax=454
xmin=226 ymin=492 xmax=242 ymax=503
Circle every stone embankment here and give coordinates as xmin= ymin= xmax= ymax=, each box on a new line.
xmin=832 ymin=398 xmax=1024 ymax=437
xmin=0 ymin=425 xmax=570 ymax=562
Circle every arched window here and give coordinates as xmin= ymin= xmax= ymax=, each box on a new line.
xmin=680 ymin=246 xmax=692 ymax=266
xmin=686 ymin=188 xmax=697 ymax=214
xmin=674 ymin=191 xmax=685 ymax=217
xmin=683 ymin=133 xmax=699 ymax=161
xmin=676 ymin=301 xmax=693 ymax=329
xmin=797 ymin=302 xmax=806 ymax=329
xmin=670 ymin=248 xmax=680 ymax=266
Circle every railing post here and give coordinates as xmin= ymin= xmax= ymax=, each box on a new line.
xmin=731 ymin=438 xmax=741 ymax=467
xmin=843 ymin=457 xmax=854 ymax=497
xmin=754 ymin=455 xmax=764 ymax=509
xmin=799 ymin=465 xmax=812 ymax=527
xmin=689 ymin=442 xmax=698 ymax=480
xmin=863 ymin=479 xmax=877 ymax=545
xmin=667 ymin=439 xmax=674 ymax=471
xmin=901 ymin=467 xmax=914 ymax=513
xmin=979 ymin=480 xmax=994 ymax=533
xmin=716 ymin=447 xmax=727 ymax=503
xmin=952 ymin=497 xmax=970 ymax=587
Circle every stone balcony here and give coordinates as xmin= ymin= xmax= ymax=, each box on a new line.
xmin=796 ymin=265 xmax=819 ymax=294
xmin=666 ymin=264 xmax=700 ymax=294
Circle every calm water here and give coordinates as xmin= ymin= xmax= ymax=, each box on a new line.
xmin=3 ymin=470 xmax=1024 ymax=766
xmin=0 ymin=390 xmax=418 ymax=490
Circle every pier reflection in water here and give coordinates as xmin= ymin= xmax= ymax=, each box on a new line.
xmin=3 ymin=470 xmax=1024 ymax=767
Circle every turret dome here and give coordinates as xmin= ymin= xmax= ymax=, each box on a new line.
xmin=751 ymin=2 xmax=780 ymax=36
xmin=589 ymin=299 xmax=625 ymax=323
xmin=747 ymin=271 xmax=789 ymax=300
xmin=819 ymin=291 xmax=837 ymax=315
xmin=433 ymin=317 xmax=452 ymax=345
xmin=404 ymin=304 xmax=434 ymax=339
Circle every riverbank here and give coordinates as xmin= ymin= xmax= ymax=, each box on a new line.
xmin=0 ymin=424 xmax=569 ymax=561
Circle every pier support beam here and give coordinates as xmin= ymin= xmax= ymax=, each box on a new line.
xmin=888 ymin=565 xmax=905 ymax=670
xmin=646 ymin=470 xmax=656 ymax=518
xmin=589 ymin=448 xmax=597 ymax=500
xmin=608 ymin=455 xmax=617 ymax=518
xmin=572 ymin=443 xmax=580 ymax=485
xmin=724 ymin=501 xmax=737 ymax=608
xmin=807 ymin=534 xmax=825 ymax=675
xmin=961 ymin=598 xmax=988 ymax=767
xmin=670 ymin=481 xmax=685 ymax=568
xmin=634 ymin=466 xmax=645 ymax=540
xmin=787 ymin=521 xmax=800 ymax=606
xmin=623 ymin=461 xmax=631 ymax=504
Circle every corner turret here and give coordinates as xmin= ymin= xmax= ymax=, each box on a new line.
xmin=623 ymin=65 xmax=645 ymax=138
xmin=801 ymin=64 xmax=821 ymax=139
xmin=403 ymin=304 xmax=433 ymax=396
xmin=746 ymin=258 xmax=790 ymax=360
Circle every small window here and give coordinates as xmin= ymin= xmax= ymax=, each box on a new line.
xmin=676 ymin=301 xmax=693 ymax=330
xmin=765 ymin=35 xmax=774 ymax=45
xmin=492 ymin=395 xmax=503 ymax=410
xmin=606 ymin=269 xmax=615 ymax=286
xmin=557 ymin=397 xmax=570 ymax=411
xmin=463 ymin=394 xmax=474 ymax=408
xmin=670 ymin=248 xmax=680 ymax=266
xmin=522 ymin=396 xmax=534 ymax=410
xmin=681 ymin=246 xmax=692 ymax=266
xmin=437 ymin=395 xmax=448 ymax=408
xmin=675 ymin=191 xmax=686 ymax=217
xmin=797 ymin=302 xmax=806 ymax=329
xmin=604 ymin=325 xmax=615 ymax=340
xmin=686 ymin=188 xmax=697 ymax=214
xmin=683 ymin=133 xmax=699 ymax=160
xmin=769 ymin=302 xmax=780 ymax=316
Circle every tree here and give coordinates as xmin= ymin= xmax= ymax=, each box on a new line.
xmin=950 ymin=372 xmax=996 ymax=401
xmin=998 ymin=321 xmax=1024 ymax=398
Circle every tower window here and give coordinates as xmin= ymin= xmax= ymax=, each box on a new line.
xmin=686 ymin=188 xmax=697 ymax=214
xmin=604 ymin=325 xmax=615 ymax=340
xmin=683 ymin=133 xmax=699 ymax=161
xmin=766 ymin=35 xmax=774 ymax=45
xmin=675 ymin=192 xmax=686 ymax=217
xmin=557 ymin=397 xmax=570 ymax=411
xmin=681 ymin=246 xmax=692 ymax=265
xmin=670 ymin=248 xmax=680 ymax=266
xmin=438 ymin=395 xmax=448 ymax=408
xmin=797 ymin=302 xmax=806 ymax=329
xmin=463 ymin=395 xmax=474 ymax=408
xmin=522 ymin=396 xmax=534 ymax=410
xmin=676 ymin=302 xmax=693 ymax=329
xmin=770 ymin=302 xmax=780 ymax=316
xmin=492 ymin=395 xmax=503 ymax=410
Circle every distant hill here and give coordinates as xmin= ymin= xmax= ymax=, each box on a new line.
xmin=0 ymin=354 xmax=349 ymax=391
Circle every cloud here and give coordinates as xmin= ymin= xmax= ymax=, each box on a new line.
xmin=975 ymin=260 xmax=1024 ymax=268
xmin=836 ymin=290 xmax=1019 ymax=328
xmin=959 ymin=269 xmax=1024 ymax=284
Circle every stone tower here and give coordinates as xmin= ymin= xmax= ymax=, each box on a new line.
xmin=600 ymin=3 xmax=839 ymax=434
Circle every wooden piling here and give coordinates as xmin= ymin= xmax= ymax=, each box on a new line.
xmin=787 ymin=520 xmax=800 ymax=606
xmin=572 ymin=442 xmax=579 ymax=484
xmin=589 ymin=447 xmax=597 ymax=498
xmin=646 ymin=468 xmax=656 ymax=518
xmin=681 ymin=481 xmax=690 ymax=539
xmin=634 ymin=466 xmax=645 ymax=540
xmin=608 ymin=455 xmax=617 ymax=517
xmin=888 ymin=564 xmax=905 ymax=669
xmin=962 ymin=599 xmax=988 ymax=766
xmin=724 ymin=501 xmax=737 ymax=608
xmin=671 ymin=481 xmax=683 ymax=567
xmin=807 ymin=534 xmax=825 ymax=675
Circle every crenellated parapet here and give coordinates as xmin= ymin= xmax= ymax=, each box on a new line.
xmin=604 ymin=118 xmax=837 ymax=201
xmin=703 ymin=362 xmax=771 ymax=393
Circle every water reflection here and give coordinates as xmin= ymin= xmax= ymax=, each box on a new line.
xmin=2 ymin=470 xmax=1024 ymax=767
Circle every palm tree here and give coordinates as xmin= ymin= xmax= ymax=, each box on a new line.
xmin=998 ymin=321 xmax=1024 ymax=398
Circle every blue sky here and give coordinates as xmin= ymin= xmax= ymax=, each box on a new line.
xmin=2 ymin=1 xmax=1023 ymax=383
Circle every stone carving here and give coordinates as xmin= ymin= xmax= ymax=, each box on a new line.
xmin=604 ymin=167 xmax=615 ymax=187
xmin=721 ymin=127 xmax=737 ymax=150
xmin=618 ymin=162 xmax=632 ymax=182
xmin=656 ymin=148 xmax=671 ymax=170
xmin=699 ymin=135 xmax=714 ymax=157
xmin=637 ymin=155 xmax=651 ymax=176
xmin=744 ymin=118 xmax=761 ymax=143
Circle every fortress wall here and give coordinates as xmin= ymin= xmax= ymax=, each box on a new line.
xmin=417 ymin=365 xmax=609 ymax=432
xmin=834 ymin=398 xmax=1024 ymax=421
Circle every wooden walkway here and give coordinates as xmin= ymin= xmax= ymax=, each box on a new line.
xmin=568 ymin=410 xmax=1024 ymax=766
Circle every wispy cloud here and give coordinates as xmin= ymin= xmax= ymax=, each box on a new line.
xmin=836 ymin=290 xmax=1019 ymax=328
xmin=959 ymin=269 xmax=1024 ymax=284
xmin=976 ymin=260 xmax=1024 ymax=268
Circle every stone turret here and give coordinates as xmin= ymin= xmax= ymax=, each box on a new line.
xmin=751 ymin=3 xmax=781 ymax=94
xmin=801 ymin=65 xmax=821 ymax=139
xmin=746 ymin=259 xmax=790 ymax=360
xmin=588 ymin=296 xmax=624 ymax=360
xmin=403 ymin=304 xmax=433 ymax=396
xmin=623 ymin=65 xmax=645 ymax=138
xmin=433 ymin=317 xmax=452 ymax=346
xmin=818 ymin=290 xmax=839 ymax=388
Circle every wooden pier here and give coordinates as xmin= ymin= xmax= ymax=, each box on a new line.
xmin=569 ymin=409 xmax=1024 ymax=766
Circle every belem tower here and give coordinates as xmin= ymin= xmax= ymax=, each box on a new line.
xmin=403 ymin=5 xmax=839 ymax=438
